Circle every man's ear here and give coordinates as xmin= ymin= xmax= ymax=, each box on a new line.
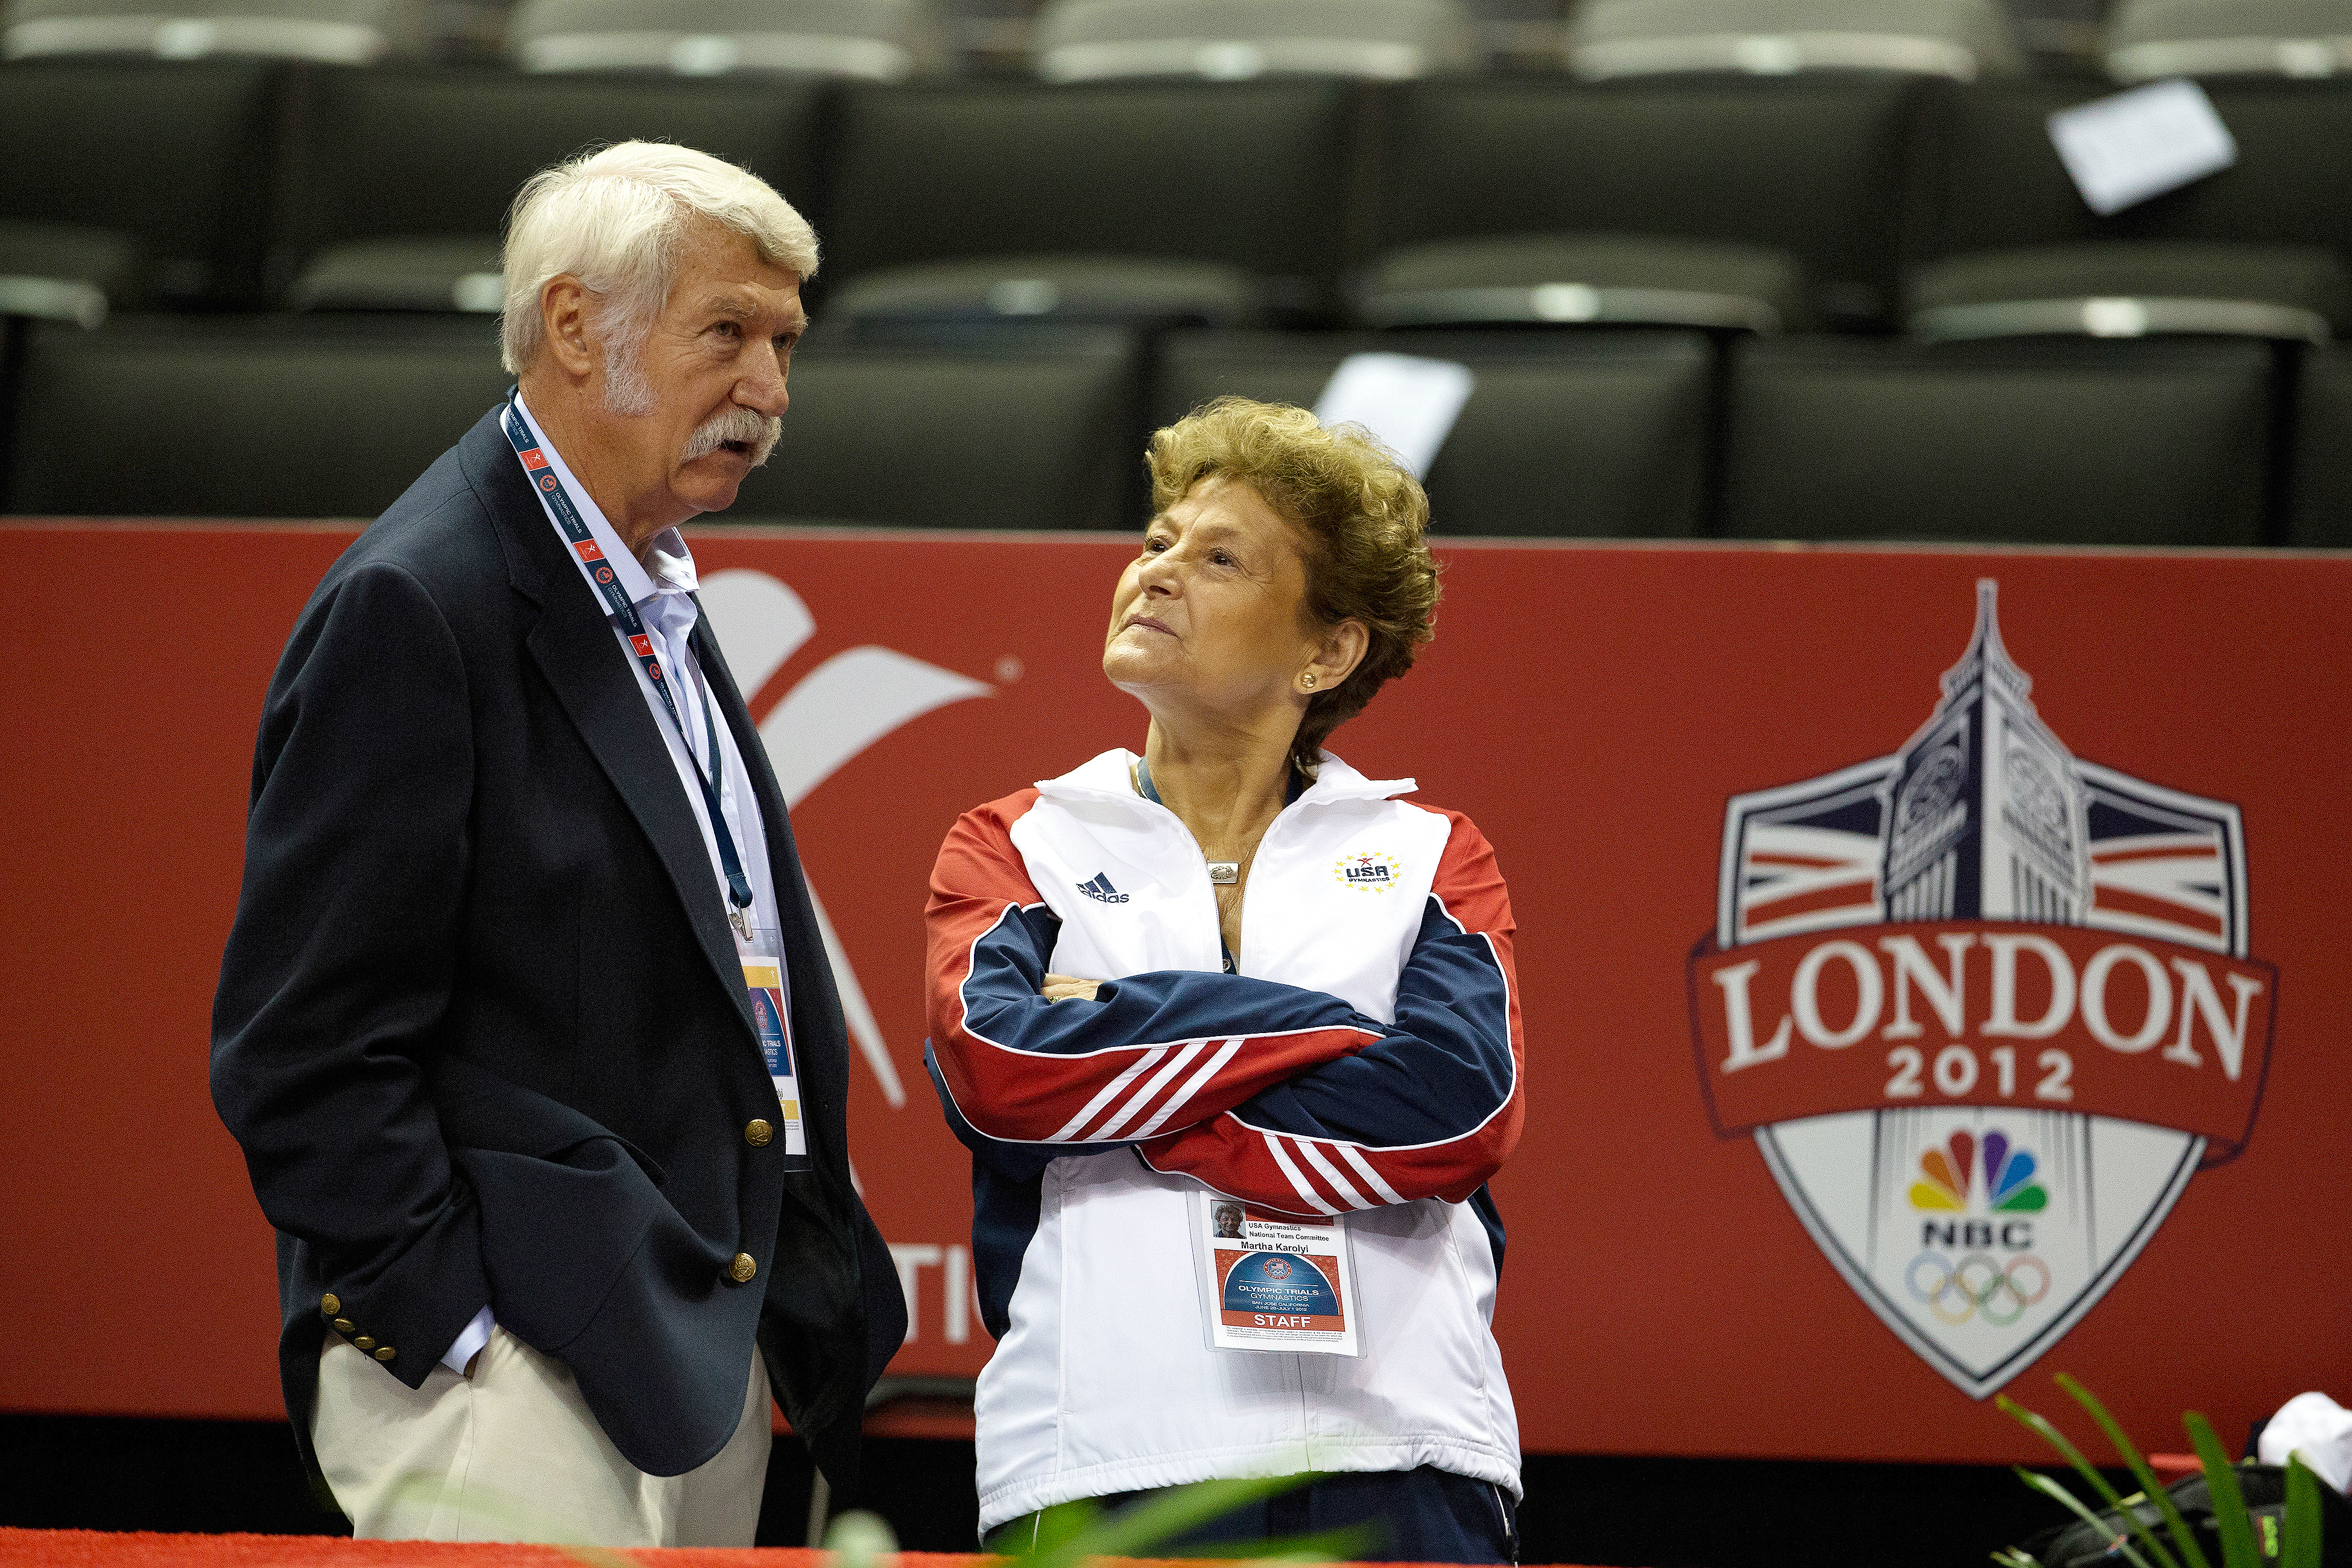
xmin=540 ymin=276 xmax=596 ymax=382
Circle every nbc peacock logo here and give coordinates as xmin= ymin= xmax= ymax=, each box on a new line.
xmin=1906 ymin=1130 xmax=2052 ymax=1332
xmin=1910 ymin=1129 xmax=2044 ymax=1216
xmin=1686 ymin=581 xmax=2280 ymax=1398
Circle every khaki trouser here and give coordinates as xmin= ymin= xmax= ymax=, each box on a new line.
xmin=312 ymin=1326 xmax=771 ymax=1545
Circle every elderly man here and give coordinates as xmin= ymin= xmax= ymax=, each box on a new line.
xmin=210 ymin=142 xmax=903 ymax=1546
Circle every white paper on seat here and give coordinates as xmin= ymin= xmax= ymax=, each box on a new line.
xmin=1312 ymin=352 xmax=1476 ymax=478
xmin=2047 ymin=79 xmax=2237 ymax=217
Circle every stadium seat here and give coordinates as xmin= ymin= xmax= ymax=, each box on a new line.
xmin=1372 ymin=75 xmax=1932 ymax=329
xmin=826 ymin=256 xmax=1263 ymax=330
xmin=820 ymin=80 xmax=1361 ymax=322
xmin=0 ymin=59 xmax=282 ymax=309
xmin=1151 ymin=328 xmax=1716 ymax=536
xmin=1920 ymin=78 xmax=2352 ymax=269
xmin=0 ymin=220 xmax=142 ymax=325
xmin=727 ymin=324 xmax=1144 ymax=530
xmin=1907 ymin=241 xmax=2352 ymax=343
xmin=276 ymin=67 xmax=824 ymax=310
xmin=510 ymin=0 xmax=947 ymax=78
xmin=2003 ymin=0 xmax=2104 ymax=69
xmin=940 ymin=0 xmax=1034 ymax=63
xmin=1358 ymin=233 xmax=1807 ymax=330
xmin=1721 ymin=336 xmax=2276 ymax=545
xmin=1467 ymin=0 xmax=1569 ymax=62
xmin=2 ymin=315 xmax=510 ymax=517
xmin=2105 ymin=0 xmax=2352 ymax=83
xmin=2288 ymin=345 xmax=2352 ymax=548
xmin=3 ymin=0 xmax=412 ymax=58
xmin=1563 ymin=0 xmax=2025 ymax=80
xmin=1032 ymin=0 xmax=1475 ymax=81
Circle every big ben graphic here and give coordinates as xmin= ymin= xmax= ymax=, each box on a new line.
xmin=1705 ymin=581 xmax=2256 ymax=1397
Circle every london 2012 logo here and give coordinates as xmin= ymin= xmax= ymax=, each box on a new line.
xmin=1685 ymin=581 xmax=2278 ymax=1398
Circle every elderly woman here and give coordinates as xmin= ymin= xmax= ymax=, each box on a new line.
xmin=925 ymin=399 xmax=1525 ymax=1562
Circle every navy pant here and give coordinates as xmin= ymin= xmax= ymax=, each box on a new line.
xmin=985 ymin=1465 xmax=1519 ymax=1564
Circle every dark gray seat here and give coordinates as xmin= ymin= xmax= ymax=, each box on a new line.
xmin=825 ymin=256 xmax=1264 ymax=331
xmin=2 ymin=0 xmax=413 ymax=60
xmin=0 ymin=220 xmax=143 ymax=325
xmin=508 ymin=0 xmax=949 ymax=78
xmin=0 ymin=58 xmax=282 ymax=308
xmin=1722 ymin=336 xmax=2276 ymax=545
xmin=2289 ymin=346 xmax=2352 ymax=548
xmin=2105 ymin=0 xmax=2352 ymax=82
xmin=726 ymin=325 xmax=1144 ymax=531
xmin=1359 ymin=233 xmax=1807 ymax=332
xmin=1920 ymin=78 xmax=2352 ymax=267
xmin=820 ymin=80 xmax=1361 ymax=323
xmin=277 ymin=67 xmax=824 ymax=309
xmin=1029 ymin=0 xmax=1477 ymax=81
xmin=2003 ymin=0 xmax=2105 ymax=69
xmin=4 ymin=315 xmax=510 ymax=517
xmin=1151 ymin=328 xmax=1715 ymax=537
xmin=1563 ymin=0 xmax=2025 ymax=80
xmin=1373 ymin=75 xmax=1934 ymax=330
xmin=1908 ymin=241 xmax=2352 ymax=343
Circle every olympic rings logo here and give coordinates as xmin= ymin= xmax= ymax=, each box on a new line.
xmin=1906 ymin=1251 xmax=2050 ymax=1327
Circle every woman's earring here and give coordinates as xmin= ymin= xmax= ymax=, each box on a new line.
xmin=1301 ymin=672 xmax=1318 ymax=689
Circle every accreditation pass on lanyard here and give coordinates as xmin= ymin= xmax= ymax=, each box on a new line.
xmin=1190 ymin=1190 xmax=1361 ymax=1356
xmin=741 ymin=954 xmax=808 ymax=1157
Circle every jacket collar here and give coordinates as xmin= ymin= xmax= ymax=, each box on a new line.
xmin=454 ymin=399 xmax=763 ymax=1043
xmin=1037 ymin=747 xmax=1415 ymax=812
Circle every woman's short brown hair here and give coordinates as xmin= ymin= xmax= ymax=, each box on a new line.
xmin=1145 ymin=397 xmax=1441 ymax=771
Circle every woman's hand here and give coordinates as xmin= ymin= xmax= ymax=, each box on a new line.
xmin=1042 ymin=973 xmax=1102 ymax=1003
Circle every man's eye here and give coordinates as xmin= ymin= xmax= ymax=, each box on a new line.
xmin=712 ymin=321 xmax=740 ymax=338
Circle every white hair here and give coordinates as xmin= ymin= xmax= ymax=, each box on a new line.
xmin=499 ymin=141 xmax=818 ymax=404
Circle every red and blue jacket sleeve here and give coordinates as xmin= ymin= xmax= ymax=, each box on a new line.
xmin=926 ymin=793 xmax=1382 ymax=1148
xmin=1137 ymin=810 xmax=1525 ymax=1214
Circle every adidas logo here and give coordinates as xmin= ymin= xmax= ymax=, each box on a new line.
xmin=1076 ymin=873 xmax=1129 ymax=905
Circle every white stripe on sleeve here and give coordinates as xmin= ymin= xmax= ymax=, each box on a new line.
xmin=1048 ymin=1047 xmax=1166 ymax=1142
xmin=1297 ymin=1140 xmax=1373 ymax=1210
xmin=1265 ymin=1135 xmax=1341 ymax=1216
xmin=1131 ymin=1037 xmax=1242 ymax=1138
xmin=1338 ymin=1143 xmax=1406 ymax=1206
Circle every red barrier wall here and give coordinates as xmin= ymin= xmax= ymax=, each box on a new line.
xmin=4 ymin=521 xmax=2347 ymax=1464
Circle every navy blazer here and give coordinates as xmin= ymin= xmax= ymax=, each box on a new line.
xmin=212 ymin=404 xmax=906 ymax=1489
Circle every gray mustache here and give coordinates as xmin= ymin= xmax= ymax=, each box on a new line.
xmin=683 ymin=406 xmax=782 ymax=466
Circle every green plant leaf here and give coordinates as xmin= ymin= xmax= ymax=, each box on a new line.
xmin=2184 ymin=1413 xmax=2259 ymax=1568
xmin=1028 ymin=1499 xmax=1101 ymax=1557
xmin=1998 ymin=1392 xmax=2183 ymax=1568
xmin=1163 ymin=1523 xmax=1383 ymax=1561
xmin=2058 ymin=1373 xmax=2212 ymax=1568
xmin=2014 ymin=1468 xmax=2161 ymax=1568
xmin=1990 ymin=1549 xmax=2042 ymax=1568
xmin=2283 ymin=1453 xmax=2323 ymax=1568
xmin=1012 ymin=1472 xmax=1319 ymax=1568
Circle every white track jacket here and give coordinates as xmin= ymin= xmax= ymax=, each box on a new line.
xmin=924 ymin=749 xmax=1527 ymax=1534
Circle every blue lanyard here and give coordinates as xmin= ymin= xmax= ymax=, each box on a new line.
xmin=502 ymin=394 xmax=756 ymax=935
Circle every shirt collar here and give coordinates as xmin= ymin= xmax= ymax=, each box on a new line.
xmin=1036 ymin=748 xmax=1415 ymax=809
xmin=512 ymin=390 xmax=698 ymax=615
